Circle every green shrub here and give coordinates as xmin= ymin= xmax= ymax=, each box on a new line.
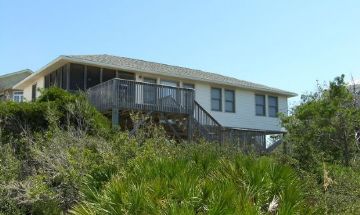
xmin=3 ymin=85 xmax=359 ymax=214
xmin=37 ymin=87 xmax=110 ymax=134
xmin=71 ymin=142 xmax=310 ymax=215
xmin=316 ymin=164 xmax=360 ymax=214
xmin=0 ymin=101 xmax=50 ymax=137
xmin=281 ymin=75 xmax=360 ymax=167
xmin=0 ymin=143 xmax=22 ymax=215
xmin=0 ymin=87 xmax=110 ymax=140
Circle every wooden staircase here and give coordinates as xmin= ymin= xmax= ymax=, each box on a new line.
xmin=87 ymin=78 xmax=278 ymax=151
xmin=191 ymin=101 xmax=223 ymax=143
xmin=124 ymin=99 xmax=224 ymax=143
xmin=156 ymin=99 xmax=224 ymax=143
xmin=160 ymin=114 xmax=189 ymax=140
xmin=92 ymin=86 xmax=271 ymax=151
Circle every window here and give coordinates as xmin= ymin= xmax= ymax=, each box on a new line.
xmin=255 ymin=94 xmax=266 ymax=116
xmin=31 ymin=83 xmax=37 ymax=102
xmin=86 ymin=66 xmax=101 ymax=89
xmin=183 ymin=83 xmax=195 ymax=89
xmin=211 ymin=88 xmax=222 ymax=111
xmin=13 ymin=91 xmax=23 ymax=103
xmin=118 ymin=71 xmax=135 ymax=80
xmin=160 ymin=80 xmax=178 ymax=87
xmin=143 ymin=77 xmax=157 ymax=84
xmin=268 ymin=96 xmax=279 ymax=117
xmin=102 ymin=68 xmax=116 ymax=82
xmin=69 ymin=64 xmax=85 ymax=90
xmin=143 ymin=78 xmax=157 ymax=104
xmin=225 ymin=90 xmax=235 ymax=112
xmin=160 ymin=80 xmax=179 ymax=100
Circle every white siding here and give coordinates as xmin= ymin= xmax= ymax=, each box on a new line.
xmin=194 ymin=82 xmax=287 ymax=132
xmin=23 ymin=76 xmax=44 ymax=101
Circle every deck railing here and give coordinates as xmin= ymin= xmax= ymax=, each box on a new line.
xmin=87 ymin=78 xmax=195 ymax=115
xmin=192 ymin=100 xmax=223 ymax=142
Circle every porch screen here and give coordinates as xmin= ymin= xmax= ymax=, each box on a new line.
xmin=86 ymin=66 xmax=101 ymax=89
xmin=102 ymin=69 xmax=116 ymax=82
xmin=61 ymin=66 xmax=68 ymax=90
xmin=69 ymin=64 xmax=85 ymax=90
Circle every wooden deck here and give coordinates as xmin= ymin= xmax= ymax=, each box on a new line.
xmin=87 ymin=78 xmax=195 ymax=115
xmin=87 ymin=78 xmax=278 ymax=152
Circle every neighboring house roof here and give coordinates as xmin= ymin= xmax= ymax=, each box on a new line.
xmin=14 ymin=54 xmax=297 ymax=97
xmin=0 ymin=69 xmax=33 ymax=92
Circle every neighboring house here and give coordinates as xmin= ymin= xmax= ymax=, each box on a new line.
xmin=13 ymin=55 xmax=297 ymax=149
xmin=0 ymin=69 xmax=33 ymax=102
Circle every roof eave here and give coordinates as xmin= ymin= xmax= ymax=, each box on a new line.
xmin=12 ymin=56 xmax=65 ymax=89
xmin=12 ymin=55 xmax=298 ymax=97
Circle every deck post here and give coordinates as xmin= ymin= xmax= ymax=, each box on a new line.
xmin=112 ymin=108 xmax=120 ymax=129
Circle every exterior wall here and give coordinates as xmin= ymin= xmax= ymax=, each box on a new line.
xmin=2 ymin=89 xmax=13 ymax=101
xmin=194 ymin=82 xmax=287 ymax=132
xmin=23 ymin=76 xmax=44 ymax=101
xmin=0 ymin=89 xmax=25 ymax=102
xmin=19 ymin=61 xmax=289 ymax=132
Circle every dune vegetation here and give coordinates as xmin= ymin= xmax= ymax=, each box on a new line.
xmin=1 ymin=75 xmax=360 ymax=214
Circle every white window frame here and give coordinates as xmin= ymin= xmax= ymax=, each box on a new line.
xmin=268 ymin=96 xmax=279 ymax=117
xmin=255 ymin=94 xmax=266 ymax=116
xmin=211 ymin=88 xmax=222 ymax=111
xmin=13 ymin=91 xmax=24 ymax=103
xmin=225 ymin=89 xmax=235 ymax=113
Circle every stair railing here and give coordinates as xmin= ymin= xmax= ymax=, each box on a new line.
xmin=192 ymin=101 xmax=223 ymax=143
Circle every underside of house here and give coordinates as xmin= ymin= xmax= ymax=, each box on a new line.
xmin=14 ymin=55 xmax=296 ymax=152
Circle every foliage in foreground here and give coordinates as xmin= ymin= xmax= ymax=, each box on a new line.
xmin=281 ymin=75 xmax=360 ymax=167
xmin=70 ymin=143 xmax=307 ymax=215
xmin=278 ymin=75 xmax=360 ymax=214
xmin=1 ymin=124 xmax=309 ymax=214
xmin=0 ymin=87 xmax=110 ymax=139
xmin=0 ymin=87 xmax=308 ymax=214
xmin=1 ymin=84 xmax=360 ymax=214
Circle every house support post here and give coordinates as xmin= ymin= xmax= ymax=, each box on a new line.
xmin=187 ymin=115 xmax=192 ymax=143
xmin=112 ymin=108 xmax=120 ymax=129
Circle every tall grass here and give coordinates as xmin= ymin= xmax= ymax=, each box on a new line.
xmin=70 ymin=143 xmax=309 ymax=215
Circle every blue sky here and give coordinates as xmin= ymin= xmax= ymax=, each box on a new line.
xmin=1 ymin=0 xmax=359 ymax=104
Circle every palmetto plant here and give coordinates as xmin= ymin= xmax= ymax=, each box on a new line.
xmin=70 ymin=143 xmax=309 ymax=215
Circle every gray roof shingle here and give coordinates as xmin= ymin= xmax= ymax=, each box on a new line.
xmin=63 ymin=54 xmax=297 ymax=97
xmin=0 ymin=69 xmax=33 ymax=91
